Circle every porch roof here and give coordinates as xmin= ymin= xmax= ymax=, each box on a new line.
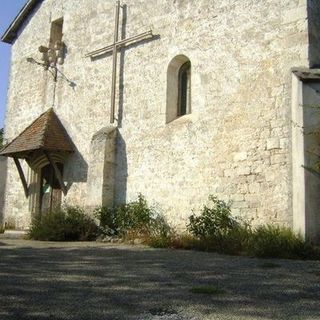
xmin=0 ymin=108 xmax=74 ymax=158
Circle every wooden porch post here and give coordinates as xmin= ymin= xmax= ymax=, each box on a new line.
xmin=13 ymin=157 xmax=29 ymax=198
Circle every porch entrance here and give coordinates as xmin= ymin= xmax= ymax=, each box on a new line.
xmin=40 ymin=163 xmax=64 ymax=215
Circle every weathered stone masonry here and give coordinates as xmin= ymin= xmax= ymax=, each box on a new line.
xmin=2 ymin=0 xmax=320 ymax=241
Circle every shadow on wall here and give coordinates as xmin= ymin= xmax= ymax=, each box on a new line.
xmin=64 ymin=146 xmax=89 ymax=192
xmin=301 ymin=81 xmax=320 ymax=243
xmin=112 ymin=131 xmax=127 ymax=205
xmin=0 ymin=156 xmax=7 ymax=225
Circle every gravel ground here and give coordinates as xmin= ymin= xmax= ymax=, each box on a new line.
xmin=0 ymin=239 xmax=319 ymax=320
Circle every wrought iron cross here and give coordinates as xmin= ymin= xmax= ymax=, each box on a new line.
xmin=86 ymin=1 xmax=153 ymax=123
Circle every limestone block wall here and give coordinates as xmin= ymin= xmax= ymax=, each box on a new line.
xmin=2 ymin=0 xmax=313 ymax=230
xmin=0 ymin=157 xmax=7 ymax=226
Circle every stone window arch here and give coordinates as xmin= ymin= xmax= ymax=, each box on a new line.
xmin=166 ymin=55 xmax=191 ymax=123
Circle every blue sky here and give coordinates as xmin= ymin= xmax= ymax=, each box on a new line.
xmin=0 ymin=0 xmax=27 ymax=129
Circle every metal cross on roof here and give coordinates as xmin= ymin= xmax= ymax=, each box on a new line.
xmin=85 ymin=1 xmax=153 ymax=124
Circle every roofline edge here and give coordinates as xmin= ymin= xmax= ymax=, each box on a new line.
xmin=1 ymin=0 xmax=43 ymax=44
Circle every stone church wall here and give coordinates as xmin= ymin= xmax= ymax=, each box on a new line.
xmin=0 ymin=157 xmax=7 ymax=226
xmin=3 ymin=0 xmax=312 ymax=230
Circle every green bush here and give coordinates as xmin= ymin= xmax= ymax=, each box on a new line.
xmin=28 ymin=206 xmax=98 ymax=241
xmin=93 ymin=206 xmax=118 ymax=235
xmin=188 ymin=196 xmax=237 ymax=239
xmin=95 ymin=194 xmax=173 ymax=241
xmin=149 ymin=214 xmax=173 ymax=238
xmin=185 ymin=195 xmax=319 ymax=259
xmin=115 ymin=194 xmax=154 ymax=236
xmin=214 ymin=224 xmax=252 ymax=254
xmin=248 ymin=224 xmax=318 ymax=259
xmin=187 ymin=195 xmax=249 ymax=253
xmin=142 ymin=194 xmax=319 ymax=260
xmin=64 ymin=206 xmax=98 ymax=241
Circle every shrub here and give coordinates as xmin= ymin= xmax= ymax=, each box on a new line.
xmin=64 ymin=206 xmax=98 ymax=241
xmin=147 ymin=195 xmax=319 ymax=260
xmin=95 ymin=194 xmax=173 ymax=242
xmin=188 ymin=195 xmax=237 ymax=239
xmin=248 ymin=225 xmax=319 ymax=259
xmin=28 ymin=206 xmax=98 ymax=241
xmin=187 ymin=195 xmax=250 ymax=253
xmin=29 ymin=210 xmax=65 ymax=241
xmin=215 ymin=223 xmax=252 ymax=255
xmin=93 ymin=206 xmax=118 ymax=236
xmin=115 ymin=194 xmax=154 ymax=236
xmin=149 ymin=214 xmax=173 ymax=239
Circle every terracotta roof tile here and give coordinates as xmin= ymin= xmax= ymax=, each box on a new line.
xmin=0 ymin=108 xmax=74 ymax=158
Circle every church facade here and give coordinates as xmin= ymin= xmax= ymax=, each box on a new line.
xmin=1 ymin=0 xmax=320 ymax=242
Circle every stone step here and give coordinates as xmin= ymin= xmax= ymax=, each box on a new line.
xmin=0 ymin=230 xmax=27 ymax=239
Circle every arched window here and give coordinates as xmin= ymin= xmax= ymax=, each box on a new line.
xmin=178 ymin=61 xmax=191 ymax=117
xmin=166 ymin=55 xmax=191 ymax=123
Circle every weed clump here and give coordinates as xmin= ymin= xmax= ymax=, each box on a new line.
xmin=190 ymin=285 xmax=226 ymax=295
xmin=248 ymin=225 xmax=318 ymax=259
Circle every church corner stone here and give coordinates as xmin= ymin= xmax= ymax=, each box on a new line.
xmin=1 ymin=0 xmax=320 ymax=242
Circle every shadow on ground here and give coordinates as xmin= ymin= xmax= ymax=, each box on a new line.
xmin=0 ymin=240 xmax=319 ymax=320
